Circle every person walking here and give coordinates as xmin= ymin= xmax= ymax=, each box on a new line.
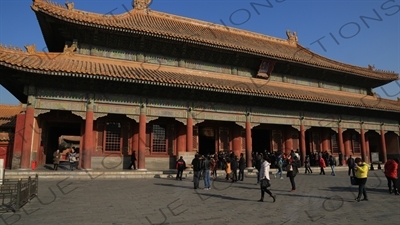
xmin=68 ymin=147 xmax=78 ymax=171
xmin=258 ymin=155 xmax=276 ymax=203
xmin=191 ymin=154 xmax=201 ymax=189
xmin=175 ymin=156 xmax=186 ymax=181
xmin=53 ymin=149 xmax=61 ymax=171
xmin=286 ymin=156 xmax=299 ymax=192
xmin=354 ymin=157 xmax=369 ymax=202
xmin=275 ymin=155 xmax=284 ymax=179
xmin=238 ymin=153 xmax=246 ymax=181
xmin=304 ymin=155 xmax=312 ymax=174
xmin=202 ymin=155 xmax=211 ymax=190
xmin=384 ymin=158 xmax=399 ymax=195
xmin=329 ymin=155 xmax=336 ymax=176
xmin=129 ymin=151 xmax=137 ymax=170
xmin=255 ymin=154 xmax=262 ymax=184
xmin=319 ymin=157 xmax=326 ymax=175
xmin=347 ymin=155 xmax=355 ymax=176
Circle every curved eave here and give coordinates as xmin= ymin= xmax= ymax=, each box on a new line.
xmin=1 ymin=61 xmax=399 ymax=114
xmin=31 ymin=5 xmax=398 ymax=82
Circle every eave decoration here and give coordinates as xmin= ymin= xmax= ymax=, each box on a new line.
xmin=257 ymin=59 xmax=275 ymax=78
xmin=133 ymin=0 xmax=152 ymax=11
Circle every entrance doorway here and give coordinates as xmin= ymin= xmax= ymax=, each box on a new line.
xmin=45 ymin=122 xmax=81 ymax=164
xmin=198 ymin=127 xmax=216 ymax=156
xmin=252 ymin=129 xmax=271 ymax=154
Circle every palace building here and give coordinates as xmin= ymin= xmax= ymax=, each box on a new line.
xmin=0 ymin=0 xmax=399 ymax=170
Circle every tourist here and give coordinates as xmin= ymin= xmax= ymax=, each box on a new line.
xmin=175 ymin=156 xmax=186 ymax=181
xmin=53 ymin=149 xmax=61 ymax=171
xmin=258 ymin=154 xmax=276 ymax=203
xmin=202 ymin=155 xmax=211 ymax=190
xmin=304 ymin=155 xmax=312 ymax=174
xmin=128 ymin=150 xmax=137 ymax=170
xmin=354 ymin=157 xmax=369 ymax=202
xmin=210 ymin=155 xmax=218 ymax=178
xmin=238 ymin=153 xmax=246 ymax=181
xmin=255 ymin=154 xmax=262 ymax=184
xmin=286 ymin=156 xmax=299 ymax=192
xmin=275 ymin=154 xmax=284 ymax=179
xmin=319 ymin=156 xmax=326 ymax=175
xmin=225 ymin=158 xmax=232 ymax=181
xmin=384 ymin=158 xmax=399 ymax=195
xmin=68 ymin=147 xmax=78 ymax=171
xmin=191 ymin=154 xmax=201 ymax=189
xmin=347 ymin=155 xmax=355 ymax=176
xmin=231 ymin=155 xmax=238 ymax=182
xmin=329 ymin=155 xmax=336 ymax=176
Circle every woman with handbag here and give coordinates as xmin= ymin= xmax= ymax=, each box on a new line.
xmin=287 ymin=156 xmax=299 ymax=192
xmin=258 ymin=155 xmax=276 ymax=203
xmin=354 ymin=157 xmax=369 ymax=202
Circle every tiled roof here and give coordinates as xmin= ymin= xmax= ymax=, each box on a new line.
xmin=0 ymin=46 xmax=399 ymax=113
xmin=0 ymin=104 xmax=22 ymax=129
xmin=31 ymin=0 xmax=398 ymax=81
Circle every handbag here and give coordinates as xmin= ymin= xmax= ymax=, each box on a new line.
xmin=261 ymin=178 xmax=271 ymax=189
xmin=350 ymin=176 xmax=358 ymax=185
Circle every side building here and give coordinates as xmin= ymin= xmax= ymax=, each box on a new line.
xmin=0 ymin=0 xmax=399 ymax=170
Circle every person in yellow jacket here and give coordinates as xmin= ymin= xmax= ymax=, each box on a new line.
xmin=354 ymin=157 xmax=369 ymax=202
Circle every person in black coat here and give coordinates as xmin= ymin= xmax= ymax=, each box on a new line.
xmin=231 ymin=155 xmax=239 ymax=182
xmin=129 ymin=151 xmax=137 ymax=170
xmin=191 ymin=154 xmax=202 ymax=189
xmin=286 ymin=156 xmax=300 ymax=192
xmin=175 ymin=156 xmax=186 ymax=180
xmin=238 ymin=153 xmax=246 ymax=181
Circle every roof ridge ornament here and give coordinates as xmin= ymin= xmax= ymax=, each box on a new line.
xmin=368 ymin=64 xmax=375 ymax=71
xmin=65 ymin=1 xmax=74 ymax=10
xmin=63 ymin=43 xmax=77 ymax=56
xmin=25 ymin=44 xmax=36 ymax=54
xmin=133 ymin=0 xmax=152 ymax=11
xmin=286 ymin=30 xmax=298 ymax=45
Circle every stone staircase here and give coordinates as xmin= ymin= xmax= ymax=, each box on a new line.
xmin=2 ymin=166 xmax=351 ymax=180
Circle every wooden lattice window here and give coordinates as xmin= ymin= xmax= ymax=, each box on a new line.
xmin=152 ymin=124 xmax=167 ymax=153
xmin=104 ymin=122 xmax=122 ymax=152
xmin=351 ymin=133 xmax=361 ymax=153
xmin=312 ymin=132 xmax=321 ymax=152
xmin=331 ymin=133 xmax=339 ymax=153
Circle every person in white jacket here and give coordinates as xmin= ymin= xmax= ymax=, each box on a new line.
xmin=258 ymin=155 xmax=276 ymax=203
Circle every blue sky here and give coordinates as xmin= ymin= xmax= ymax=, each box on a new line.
xmin=0 ymin=0 xmax=399 ymax=105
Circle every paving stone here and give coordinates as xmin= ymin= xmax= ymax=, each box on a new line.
xmin=1 ymin=170 xmax=399 ymax=224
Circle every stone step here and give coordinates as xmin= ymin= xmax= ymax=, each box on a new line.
xmin=1 ymin=166 xmax=359 ymax=180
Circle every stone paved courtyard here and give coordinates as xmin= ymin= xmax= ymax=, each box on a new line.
xmin=1 ymin=170 xmax=399 ymax=225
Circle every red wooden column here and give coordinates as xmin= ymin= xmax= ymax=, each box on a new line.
xmin=284 ymin=126 xmax=293 ymax=155
xmin=186 ymin=111 xmax=193 ymax=152
xmin=360 ymin=127 xmax=367 ymax=162
xmin=82 ymin=100 xmax=94 ymax=169
xmin=245 ymin=116 xmax=252 ymax=168
xmin=337 ymin=127 xmax=345 ymax=164
xmin=300 ymin=124 xmax=306 ymax=165
xmin=138 ymin=105 xmax=147 ymax=170
xmin=380 ymin=127 xmax=387 ymax=163
xmin=177 ymin=124 xmax=186 ymax=153
xmin=232 ymin=126 xmax=241 ymax=157
xmin=20 ymin=101 xmax=35 ymax=169
xmin=344 ymin=131 xmax=352 ymax=159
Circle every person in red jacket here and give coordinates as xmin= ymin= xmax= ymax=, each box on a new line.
xmin=319 ymin=157 xmax=326 ymax=175
xmin=384 ymin=159 xmax=399 ymax=195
